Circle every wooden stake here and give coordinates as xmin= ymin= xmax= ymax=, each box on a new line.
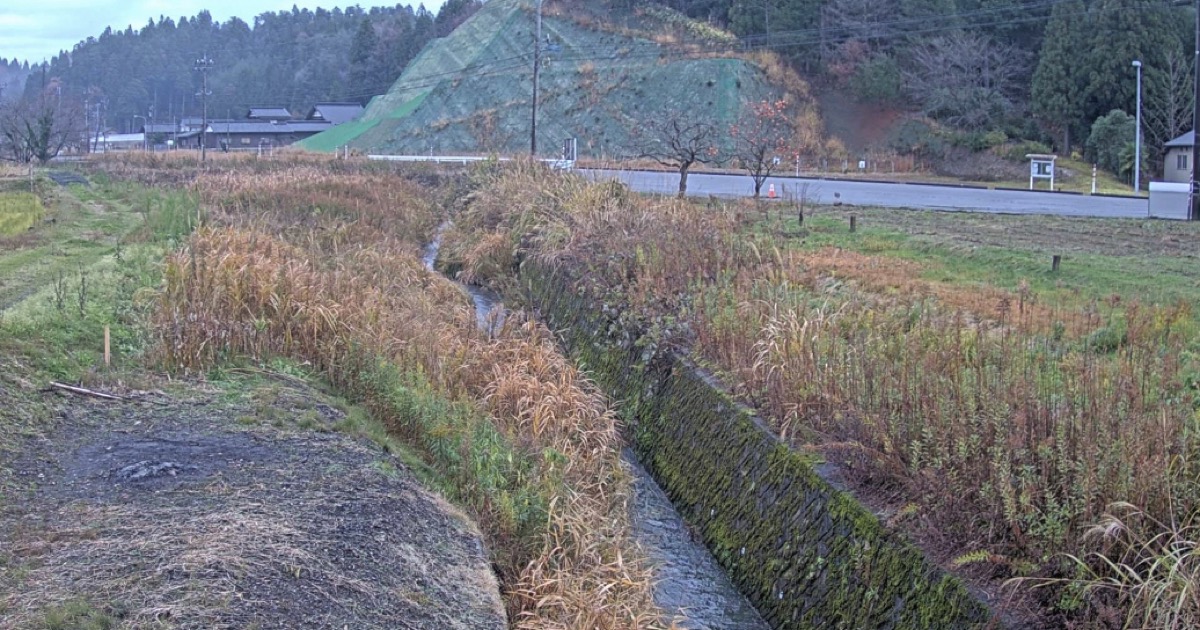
xmin=104 ymin=325 xmax=110 ymax=367
xmin=850 ymin=215 xmax=857 ymax=233
xmin=1052 ymin=255 xmax=1062 ymax=272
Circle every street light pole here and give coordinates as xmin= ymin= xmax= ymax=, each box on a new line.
xmin=1133 ymin=60 xmax=1142 ymax=193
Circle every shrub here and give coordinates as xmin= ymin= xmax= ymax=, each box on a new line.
xmin=887 ymin=118 xmax=946 ymax=159
xmin=1087 ymin=109 xmax=1136 ymax=176
xmin=850 ymin=55 xmax=902 ymax=105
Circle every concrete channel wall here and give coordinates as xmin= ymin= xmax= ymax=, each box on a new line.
xmin=521 ymin=261 xmax=993 ymax=629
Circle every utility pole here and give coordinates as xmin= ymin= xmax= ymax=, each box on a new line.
xmin=530 ymin=0 xmax=543 ymax=157
xmin=1133 ymin=60 xmax=1142 ymax=194
xmin=194 ymin=54 xmax=213 ymax=163
xmin=1192 ymin=0 xmax=1200 ymax=219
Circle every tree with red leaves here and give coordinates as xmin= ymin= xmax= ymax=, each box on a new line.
xmin=730 ymin=99 xmax=796 ymax=198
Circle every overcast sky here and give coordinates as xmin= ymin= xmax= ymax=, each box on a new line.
xmin=1 ymin=0 xmax=448 ymax=64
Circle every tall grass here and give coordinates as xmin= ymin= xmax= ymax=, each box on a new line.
xmin=139 ymin=161 xmax=663 ymax=628
xmin=441 ymin=161 xmax=1200 ymax=625
xmin=0 ymin=191 xmax=44 ymax=236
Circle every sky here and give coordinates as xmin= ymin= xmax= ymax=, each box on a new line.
xmin=0 ymin=0 xmax=448 ymax=64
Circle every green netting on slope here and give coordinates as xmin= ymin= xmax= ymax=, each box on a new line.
xmin=362 ymin=0 xmax=521 ymax=119
xmin=299 ymin=119 xmax=381 ymax=153
xmin=301 ymin=92 xmax=430 ymax=153
xmin=342 ymin=0 xmax=793 ymax=158
xmin=361 ymin=54 xmax=779 ymax=158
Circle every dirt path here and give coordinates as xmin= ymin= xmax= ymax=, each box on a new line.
xmin=0 ymin=379 xmax=506 ymax=629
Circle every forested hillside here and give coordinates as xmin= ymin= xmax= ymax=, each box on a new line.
xmin=5 ymin=0 xmax=1195 ymax=179
xmin=654 ymin=0 xmax=1195 ymax=177
xmin=0 ymin=59 xmax=31 ymax=103
xmin=12 ymin=1 xmax=483 ymax=133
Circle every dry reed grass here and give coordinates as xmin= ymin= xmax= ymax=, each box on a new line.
xmin=85 ymin=151 xmax=443 ymax=189
xmin=130 ymin=157 xmax=664 ymax=628
xmin=444 ymin=160 xmax=1200 ymax=625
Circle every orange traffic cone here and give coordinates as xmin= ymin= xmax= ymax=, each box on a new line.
xmin=768 ymin=183 xmax=776 ymax=199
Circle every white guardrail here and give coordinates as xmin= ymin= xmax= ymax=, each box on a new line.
xmin=367 ymin=154 xmax=575 ymax=170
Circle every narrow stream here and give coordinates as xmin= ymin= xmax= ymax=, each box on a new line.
xmin=422 ymin=225 xmax=768 ymax=629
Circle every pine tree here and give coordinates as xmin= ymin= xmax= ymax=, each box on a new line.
xmin=349 ymin=18 xmax=379 ymax=102
xmin=1082 ymin=0 xmax=1179 ymax=135
xmin=1031 ymin=0 xmax=1086 ymax=152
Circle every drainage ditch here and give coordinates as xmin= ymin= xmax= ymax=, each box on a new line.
xmin=422 ymin=226 xmax=768 ymax=629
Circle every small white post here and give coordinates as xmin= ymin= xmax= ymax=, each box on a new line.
xmin=1091 ymin=164 xmax=1097 ymax=194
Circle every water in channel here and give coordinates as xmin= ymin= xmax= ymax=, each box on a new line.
xmin=422 ymin=225 xmax=768 ymax=629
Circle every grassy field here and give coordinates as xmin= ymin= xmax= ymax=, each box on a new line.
xmin=0 ymin=172 xmax=201 ymax=458
xmin=784 ymin=207 xmax=1200 ymax=307
xmin=439 ymin=161 xmax=1200 ymax=628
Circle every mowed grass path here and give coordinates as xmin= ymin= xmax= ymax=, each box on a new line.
xmin=0 ymin=179 xmax=142 ymax=313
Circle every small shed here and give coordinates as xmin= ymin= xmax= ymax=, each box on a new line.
xmin=1163 ymin=131 xmax=1193 ymax=183
xmin=1026 ymin=153 xmax=1057 ymax=190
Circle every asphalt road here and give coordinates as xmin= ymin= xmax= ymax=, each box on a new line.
xmin=583 ymin=169 xmax=1177 ymax=220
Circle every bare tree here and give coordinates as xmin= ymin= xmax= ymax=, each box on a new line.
xmin=820 ymin=0 xmax=894 ymax=63
xmin=631 ymin=108 xmax=726 ymax=197
xmin=0 ymin=84 xmax=84 ymax=163
xmin=903 ymin=31 xmax=1027 ymax=130
xmin=1144 ymin=46 xmax=1194 ymax=170
xmin=730 ymin=99 xmax=795 ymax=198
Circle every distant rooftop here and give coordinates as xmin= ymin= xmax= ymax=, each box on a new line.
xmin=247 ymin=107 xmax=294 ymax=120
xmin=1166 ymin=131 xmax=1195 ymax=148
xmin=306 ymin=102 xmax=364 ymax=125
xmin=208 ymin=120 xmax=332 ymax=134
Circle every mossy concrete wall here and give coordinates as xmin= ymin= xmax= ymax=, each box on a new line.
xmin=520 ymin=261 xmax=992 ymax=629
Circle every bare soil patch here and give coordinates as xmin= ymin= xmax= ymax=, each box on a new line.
xmin=0 ymin=380 xmax=506 ymax=629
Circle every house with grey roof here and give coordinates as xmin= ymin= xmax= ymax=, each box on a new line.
xmin=176 ymin=119 xmax=334 ymax=150
xmin=1163 ymin=131 xmax=1194 ymax=183
xmin=306 ymin=102 xmax=364 ymax=125
xmin=247 ymin=107 xmax=294 ymax=121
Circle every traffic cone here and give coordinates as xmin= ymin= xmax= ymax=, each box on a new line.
xmin=768 ymin=183 xmax=776 ymax=199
